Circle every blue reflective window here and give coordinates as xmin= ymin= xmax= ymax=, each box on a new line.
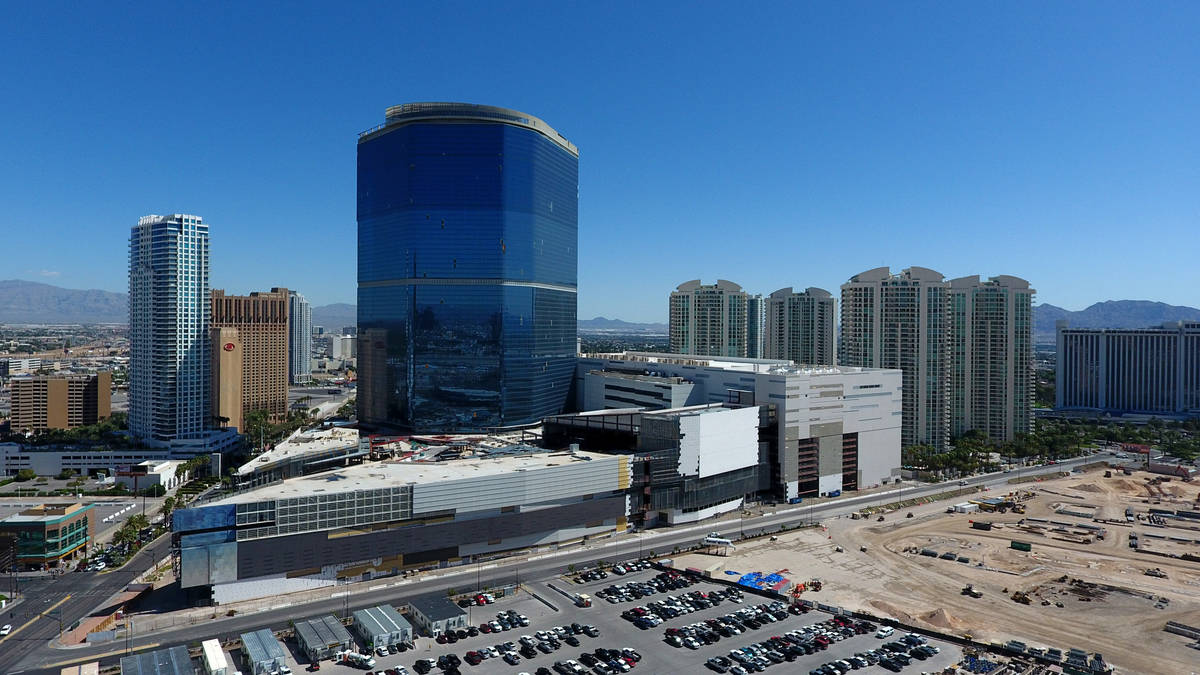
xmin=358 ymin=118 xmax=577 ymax=430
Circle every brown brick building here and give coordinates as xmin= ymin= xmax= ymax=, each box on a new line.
xmin=211 ymin=288 xmax=290 ymax=430
xmin=10 ymin=372 xmax=111 ymax=432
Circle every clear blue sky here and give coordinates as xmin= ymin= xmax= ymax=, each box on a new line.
xmin=2 ymin=2 xmax=1197 ymax=322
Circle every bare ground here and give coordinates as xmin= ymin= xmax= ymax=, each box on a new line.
xmin=674 ymin=468 xmax=1200 ymax=674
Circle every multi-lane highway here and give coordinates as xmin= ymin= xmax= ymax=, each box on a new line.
xmin=7 ymin=453 xmax=1111 ymax=674
xmin=0 ymin=535 xmax=171 ymax=675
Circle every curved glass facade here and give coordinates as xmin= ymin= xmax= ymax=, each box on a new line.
xmin=357 ymin=104 xmax=578 ymax=431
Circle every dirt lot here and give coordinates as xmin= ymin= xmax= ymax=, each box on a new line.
xmin=674 ymin=467 xmax=1200 ymax=674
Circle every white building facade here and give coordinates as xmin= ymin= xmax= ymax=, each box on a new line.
xmin=948 ymin=275 xmax=1036 ymax=441
xmin=765 ymin=287 xmax=836 ymax=366
xmin=1057 ymin=321 xmax=1200 ymax=417
xmin=669 ymin=280 xmax=749 ymax=358
xmin=840 ymin=267 xmax=951 ymax=450
xmin=576 ymin=352 xmax=903 ymax=499
xmin=288 ymin=290 xmax=312 ymax=384
xmin=128 ymin=214 xmax=211 ymax=443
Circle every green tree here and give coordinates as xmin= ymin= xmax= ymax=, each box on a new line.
xmin=16 ymin=469 xmax=36 ymax=481
xmin=142 ymin=483 xmax=166 ymax=498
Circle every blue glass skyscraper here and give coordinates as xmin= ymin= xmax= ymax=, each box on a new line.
xmin=357 ymin=103 xmax=578 ymax=431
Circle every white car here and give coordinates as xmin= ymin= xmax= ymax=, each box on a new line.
xmin=0 ymin=624 xmax=11 ymax=636
xmin=876 ymin=626 xmax=894 ymax=638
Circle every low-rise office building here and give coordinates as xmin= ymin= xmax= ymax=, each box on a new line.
xmin=352 ymin=604 xmax=414 ymax=648
xmin=240 ymin=629 xmax=287 ymax=675
xmin=1 ymin=358 xmax=42 ymax=377
xmin=0 ymin=443 xmax=171 ymax=478
xmin=201 ymin=638 xmax=229 ymax=675
xmin=0 ymin=503 xmax=95 ymax=569
xmin=408 ymin=593 xmax=468 ymax=637
xmin=294 ymin=615 xmax=354 ymax=663
xmin=115 ymin=460 xmax=187 ymax=493
xmin=576 ymin=352 xmax=902 ymax=500
xmin=174 ymin=448 xmax=630 ymax=604
xmin=119 ymin=645 xmax=194 ymax=675
xmin=10 ymin=372 xmax=111 ymax=432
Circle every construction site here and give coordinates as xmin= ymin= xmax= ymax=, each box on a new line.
xmin=670 ymin=464 xmax=1200 ymax=674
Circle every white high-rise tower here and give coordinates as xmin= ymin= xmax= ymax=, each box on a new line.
xmin=128 ymin=214 xmax=211 ymax=442
xmin=288 ymin=290 xmax=312 ymax=384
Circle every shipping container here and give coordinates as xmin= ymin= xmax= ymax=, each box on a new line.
xmin=1010 ymin=540 xmax=1032 ymax=552
xmin=971 ymin=521 xmax=993 ymax=531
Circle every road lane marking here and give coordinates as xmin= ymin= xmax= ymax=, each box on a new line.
xmin=40 ymin=643 xmax=161 ymax=670
xmin=0 ymin=594 xmax=73 ymax=644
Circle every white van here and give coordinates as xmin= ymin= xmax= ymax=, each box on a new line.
xmin=875 ymin=626 xmax=894 ymax=639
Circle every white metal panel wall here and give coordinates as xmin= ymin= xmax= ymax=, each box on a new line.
xmin=857 ymin=427 xmax=901 ymax=485
xmin=412 ymin=455 xmax=624 ymax=516
xmin=676 ymin=406 xmax=760 ymax=478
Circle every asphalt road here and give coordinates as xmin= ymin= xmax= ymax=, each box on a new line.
xmin=0 ymin=535 xmax=171 ymax=675
xmin=9 ymin=452 xmax=1111 ymax=674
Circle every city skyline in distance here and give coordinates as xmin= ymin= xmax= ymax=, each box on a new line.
xmin=2 ymin=4 xmax=1197 ymax=321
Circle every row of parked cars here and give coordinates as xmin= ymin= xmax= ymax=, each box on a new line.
xmin=573 ymin=559 xmax=652 ymax=584
xmin=621 ymin=586 xmax=746 ymax=629
xmin=551 ymin=646 xmax=641 ymax=675
xmin=433 ymin=609 xmax=531 ymax=645
xmin=596 ymin=570 xmax=701 ymax=603
xmin=664 ymin=600 xmax=798 ymax=649
xmin=434 ymin=622 xmax=603 ymax=671
xmin=690 ymin=613 xmax=881 ymax=672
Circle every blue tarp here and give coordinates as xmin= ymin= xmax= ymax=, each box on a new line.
xmin=736 ymin=571 xmax=786 ymax=589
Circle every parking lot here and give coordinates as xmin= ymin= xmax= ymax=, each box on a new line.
xmin=271 ymin=564 xmax=962 ymax=675
xmin=0 ymin=498 xmax=137 ymax=539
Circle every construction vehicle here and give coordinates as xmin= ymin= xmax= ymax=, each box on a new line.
xmin=1012 ymin=503 xmax=1026 ymax=514
xmin=1011 ymin=590 xmax=1031 ymax=605
xmin=961 ymin=585 xmax=983 ymax=598
xmin=1145 ymin=568 xmax=1168 ymax=579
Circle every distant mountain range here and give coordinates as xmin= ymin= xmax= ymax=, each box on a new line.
xmin=1033 ymin=300 xmax=1200 ymax=339
xmin=310 ymin=303 xmax=357 ymax=331
xmin=578 ymin=316 xmax=668 ymax=333
xmin=0 ymin=280 xmax=127 ymax=324
xmin=3 ymin=281 xmax=1197 ymax=340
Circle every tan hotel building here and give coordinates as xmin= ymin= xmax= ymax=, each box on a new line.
xmin=10 ymin=372 xmax=111 ymax=432
xmin=211 ymin=288 xmax=290 ymax=432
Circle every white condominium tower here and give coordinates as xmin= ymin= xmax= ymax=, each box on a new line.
xmin=765 ymin=287 xmax=836 ymax=366
xmin=840 ymin=267 xmax=951 ymax=450
xmin=288 ymin=290 xmax=312 ymax=384
xmin=948 ymin=275 xmax=1035 ymax=442
xmin=669 ymin=280 xmax=749 ymax=358
xmin=128 ymin=214 xmax=211 ymax=442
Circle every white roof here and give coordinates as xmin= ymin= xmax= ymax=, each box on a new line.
xmin=237 ymin=426 xmax=362 ymax=476
xmin=211 ymin=449 xmax=614 ymax=505
xmin=201 ymin=639 xmax=227 ymax=670
xmin=584 ymin=351 xmax=887 ymax=376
